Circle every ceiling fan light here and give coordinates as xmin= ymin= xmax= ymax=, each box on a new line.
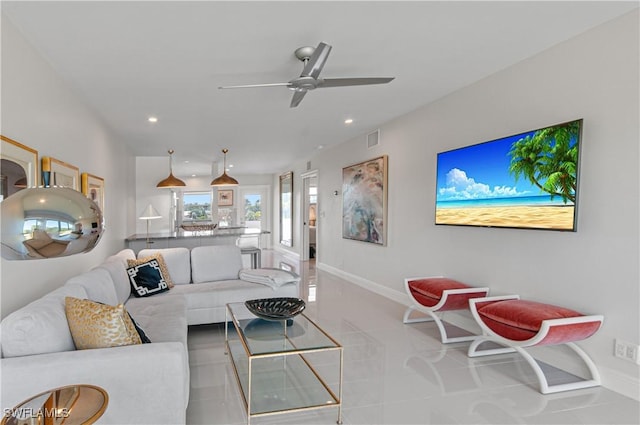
xmin=211 ymin=148 xmax=239 ymax=186
xmin=157 ymin=149 xmax=186 ymax=188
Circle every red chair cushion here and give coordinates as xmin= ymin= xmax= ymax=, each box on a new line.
xmin=477 ymin=300 xmax=586 ymax=341
xmin=408 ymin=278 xmax=469 ymax=307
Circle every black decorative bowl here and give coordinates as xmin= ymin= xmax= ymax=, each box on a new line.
xmin=245 ymin=297 xmax=306 ymax=321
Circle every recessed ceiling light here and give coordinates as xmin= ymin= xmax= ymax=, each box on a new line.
xmin=148 ymin=117 xmax=158 ymax=123
xmin=228 ymin=164 xmax=234 ymax=168
xmin=191 ymin=174 xmax=196 ymax=177
xmin=344 ymin=118 xmax=353 ymax=124
xmin=317 ymin=145 xmax=324 ymax=150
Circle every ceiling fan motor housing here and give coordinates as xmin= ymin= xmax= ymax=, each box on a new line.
xmin=294 ymin=46 xmax=316 ymax=62
xmin=290 ymin=76 xmax=319 ymax=91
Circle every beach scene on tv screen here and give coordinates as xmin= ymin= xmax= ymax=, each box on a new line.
xmin=435 ymin=120 xmax=581 ymax=230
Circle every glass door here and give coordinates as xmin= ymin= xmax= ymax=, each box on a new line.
xmin=238 ymin=186 xmax=270 ymax=248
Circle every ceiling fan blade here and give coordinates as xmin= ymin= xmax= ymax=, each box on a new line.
xmin=290 ymin=90 xmax=307 ymax=108
xmin=218 ymin=82 xmax=291 ymax=89
xmin=318 ymin=77 xmax=395 ymax=88
xmin=301 ymin=42 xmax=332 ymax=80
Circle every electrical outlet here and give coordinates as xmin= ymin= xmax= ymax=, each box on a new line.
xmin=627 ymin=345 xmax=638 ymax=362
xmin=615 ymin=339 xmax=640 ymax=364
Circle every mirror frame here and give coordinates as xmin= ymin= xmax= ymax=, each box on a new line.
xmin=279 ymin=171 xmax=293 ymax=247
xmin=1 ymin=135 xmax=39 ymax=195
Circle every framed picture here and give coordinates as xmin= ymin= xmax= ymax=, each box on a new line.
xmin=82 ymin=173 xmax=105 ymax=212
xmin=342 ymin=155 xmax=388 ymax=245
xmin=42 ymin=157 xmax=80 ymax=190
xmin=217 ymin=189 xmax=233 ymax=206
xmin=1 ymin=135 xmax=38 ymax=199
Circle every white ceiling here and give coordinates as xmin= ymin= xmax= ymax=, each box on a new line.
xmin=3 ymin=1 xmax=637 ymax=177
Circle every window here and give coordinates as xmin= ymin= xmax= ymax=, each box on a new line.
xmin=22 ymin=218 xmax=73 ymax=238
xmin=182 ymin=191 xmax=212 ymax=222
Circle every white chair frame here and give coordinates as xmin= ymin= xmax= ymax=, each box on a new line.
xmin=467 ymin=295 xmax=604 ymax=394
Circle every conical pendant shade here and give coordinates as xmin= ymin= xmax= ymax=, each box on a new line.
xmin=211 ymin=149 xmax=239 ymax=186
xmin=157 ymin=149 xmax=186 ymax=188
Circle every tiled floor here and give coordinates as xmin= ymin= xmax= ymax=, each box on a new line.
xmin=186 ymin=250 xmax=639 ymax=424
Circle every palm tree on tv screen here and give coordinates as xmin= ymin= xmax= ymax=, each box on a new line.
xmin=508 ymin=121 xmax=580 ymax=204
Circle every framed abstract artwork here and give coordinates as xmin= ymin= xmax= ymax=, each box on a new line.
xmin=342 ymin=155 xmax=388 ymax=245
xmin=0 ymin=135 xmax=38 ymax=199
xmin=42 ymin=157 xmax=80 ymax=190
xmin=82 ymin=173 xmax=105 ymax=212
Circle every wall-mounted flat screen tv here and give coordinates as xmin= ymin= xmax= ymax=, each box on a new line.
xmin=435 ymin=119 xmax=582 ymax=231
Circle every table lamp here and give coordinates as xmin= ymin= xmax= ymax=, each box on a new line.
xmin=139 ymin=204 xmax=161 ymax=248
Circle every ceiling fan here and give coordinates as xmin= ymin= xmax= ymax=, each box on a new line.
xmin=218 ymin=42 xmax=395 ymax=108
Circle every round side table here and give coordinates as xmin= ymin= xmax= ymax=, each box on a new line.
xmin=2 ymin=384 xmax=108 ymax=425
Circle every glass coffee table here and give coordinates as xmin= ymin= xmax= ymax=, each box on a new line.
xmin=225 ymin=302 xmax=343 ymax=424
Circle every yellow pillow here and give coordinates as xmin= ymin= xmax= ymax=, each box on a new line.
xmin=127 ymin=253 xmax=175 ymax=288
xmin=65 ymin=297 xmax=142 ymax=350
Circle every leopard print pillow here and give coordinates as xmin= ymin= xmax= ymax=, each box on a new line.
xmin=65 ymin=297 xmax=142 ymax=350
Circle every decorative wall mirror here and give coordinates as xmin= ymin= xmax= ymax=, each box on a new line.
xmin=279 ymin=171 xmax=293 ymax=247
xmin=1 ymin=136 xmax=104 ymax=260
xmin=1 ymin=187 xmax=104 ymax=260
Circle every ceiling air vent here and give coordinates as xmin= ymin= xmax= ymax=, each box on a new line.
xmin=367 ymin=129 xmax=380 ymax=148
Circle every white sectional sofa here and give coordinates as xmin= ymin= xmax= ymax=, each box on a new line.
xmin=0 ymin=245 xmax=300 ymax=424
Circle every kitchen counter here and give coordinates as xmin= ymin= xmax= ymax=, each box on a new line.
xmin=126 ymin=227 xmax=269 ymax=254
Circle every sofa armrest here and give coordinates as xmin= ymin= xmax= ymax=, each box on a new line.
xmin=1 ymin=342 xmax=188 ymax=424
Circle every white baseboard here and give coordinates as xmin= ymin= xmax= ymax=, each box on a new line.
xmin=315 ymin=261 xmax=640 ymax=401
xmin=600 ymin=365 xmax=640 ymax=401
xmin=316 ymin=261 xmax=409 ymax=306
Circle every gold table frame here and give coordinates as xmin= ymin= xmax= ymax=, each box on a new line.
xmin=1 ymin=384 xmax=108 ymax=425
xmin=225 ymin=303 xmax=343 ymax=424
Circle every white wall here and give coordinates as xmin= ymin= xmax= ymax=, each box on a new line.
xmin=304 ymin=11 xmax=639 ymax=398
xmin=1 ymin=16 xmax=134 ymax=317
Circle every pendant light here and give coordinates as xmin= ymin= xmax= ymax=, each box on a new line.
xmin=156 ymin=149 xmax=186 ymax=188
xmin=211 ymin=148 xmax=239 ymax=186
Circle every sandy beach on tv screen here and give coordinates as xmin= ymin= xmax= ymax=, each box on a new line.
xmin=435 ymin=205 xmax=575 ymax=230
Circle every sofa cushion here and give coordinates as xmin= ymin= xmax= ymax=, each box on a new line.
xmin=128 ymin=253 xmax=175 ymax=288
xmin=127 ymin=258 xmax=170 ymax=298
xmin=165 ymin=278 xmax=299 ymax=324
xmin=65 ymin=268 xmax=118 ymax=305
xmin=125 ymin=294 xmax=188 ymax=347
xmin=65 ymin=297 xmax=142 ymax=349
xmin=1 ymin=285 xmax=88 ymax=358
xmin=129 ymin=313 xmax=151 ymax=344
xmin=95 ymin=258 xmax=132 ymax=304
xmin=477 ymin=299 xmax=588 ymax=341
xmin=138 ymin=248 xmax=191 ymax=285
xmin=191 ymin=245 xmax=243 ymax=283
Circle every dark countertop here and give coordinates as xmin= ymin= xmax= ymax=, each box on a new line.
xmin=126 ymin=227 xmax=270 ymax=241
